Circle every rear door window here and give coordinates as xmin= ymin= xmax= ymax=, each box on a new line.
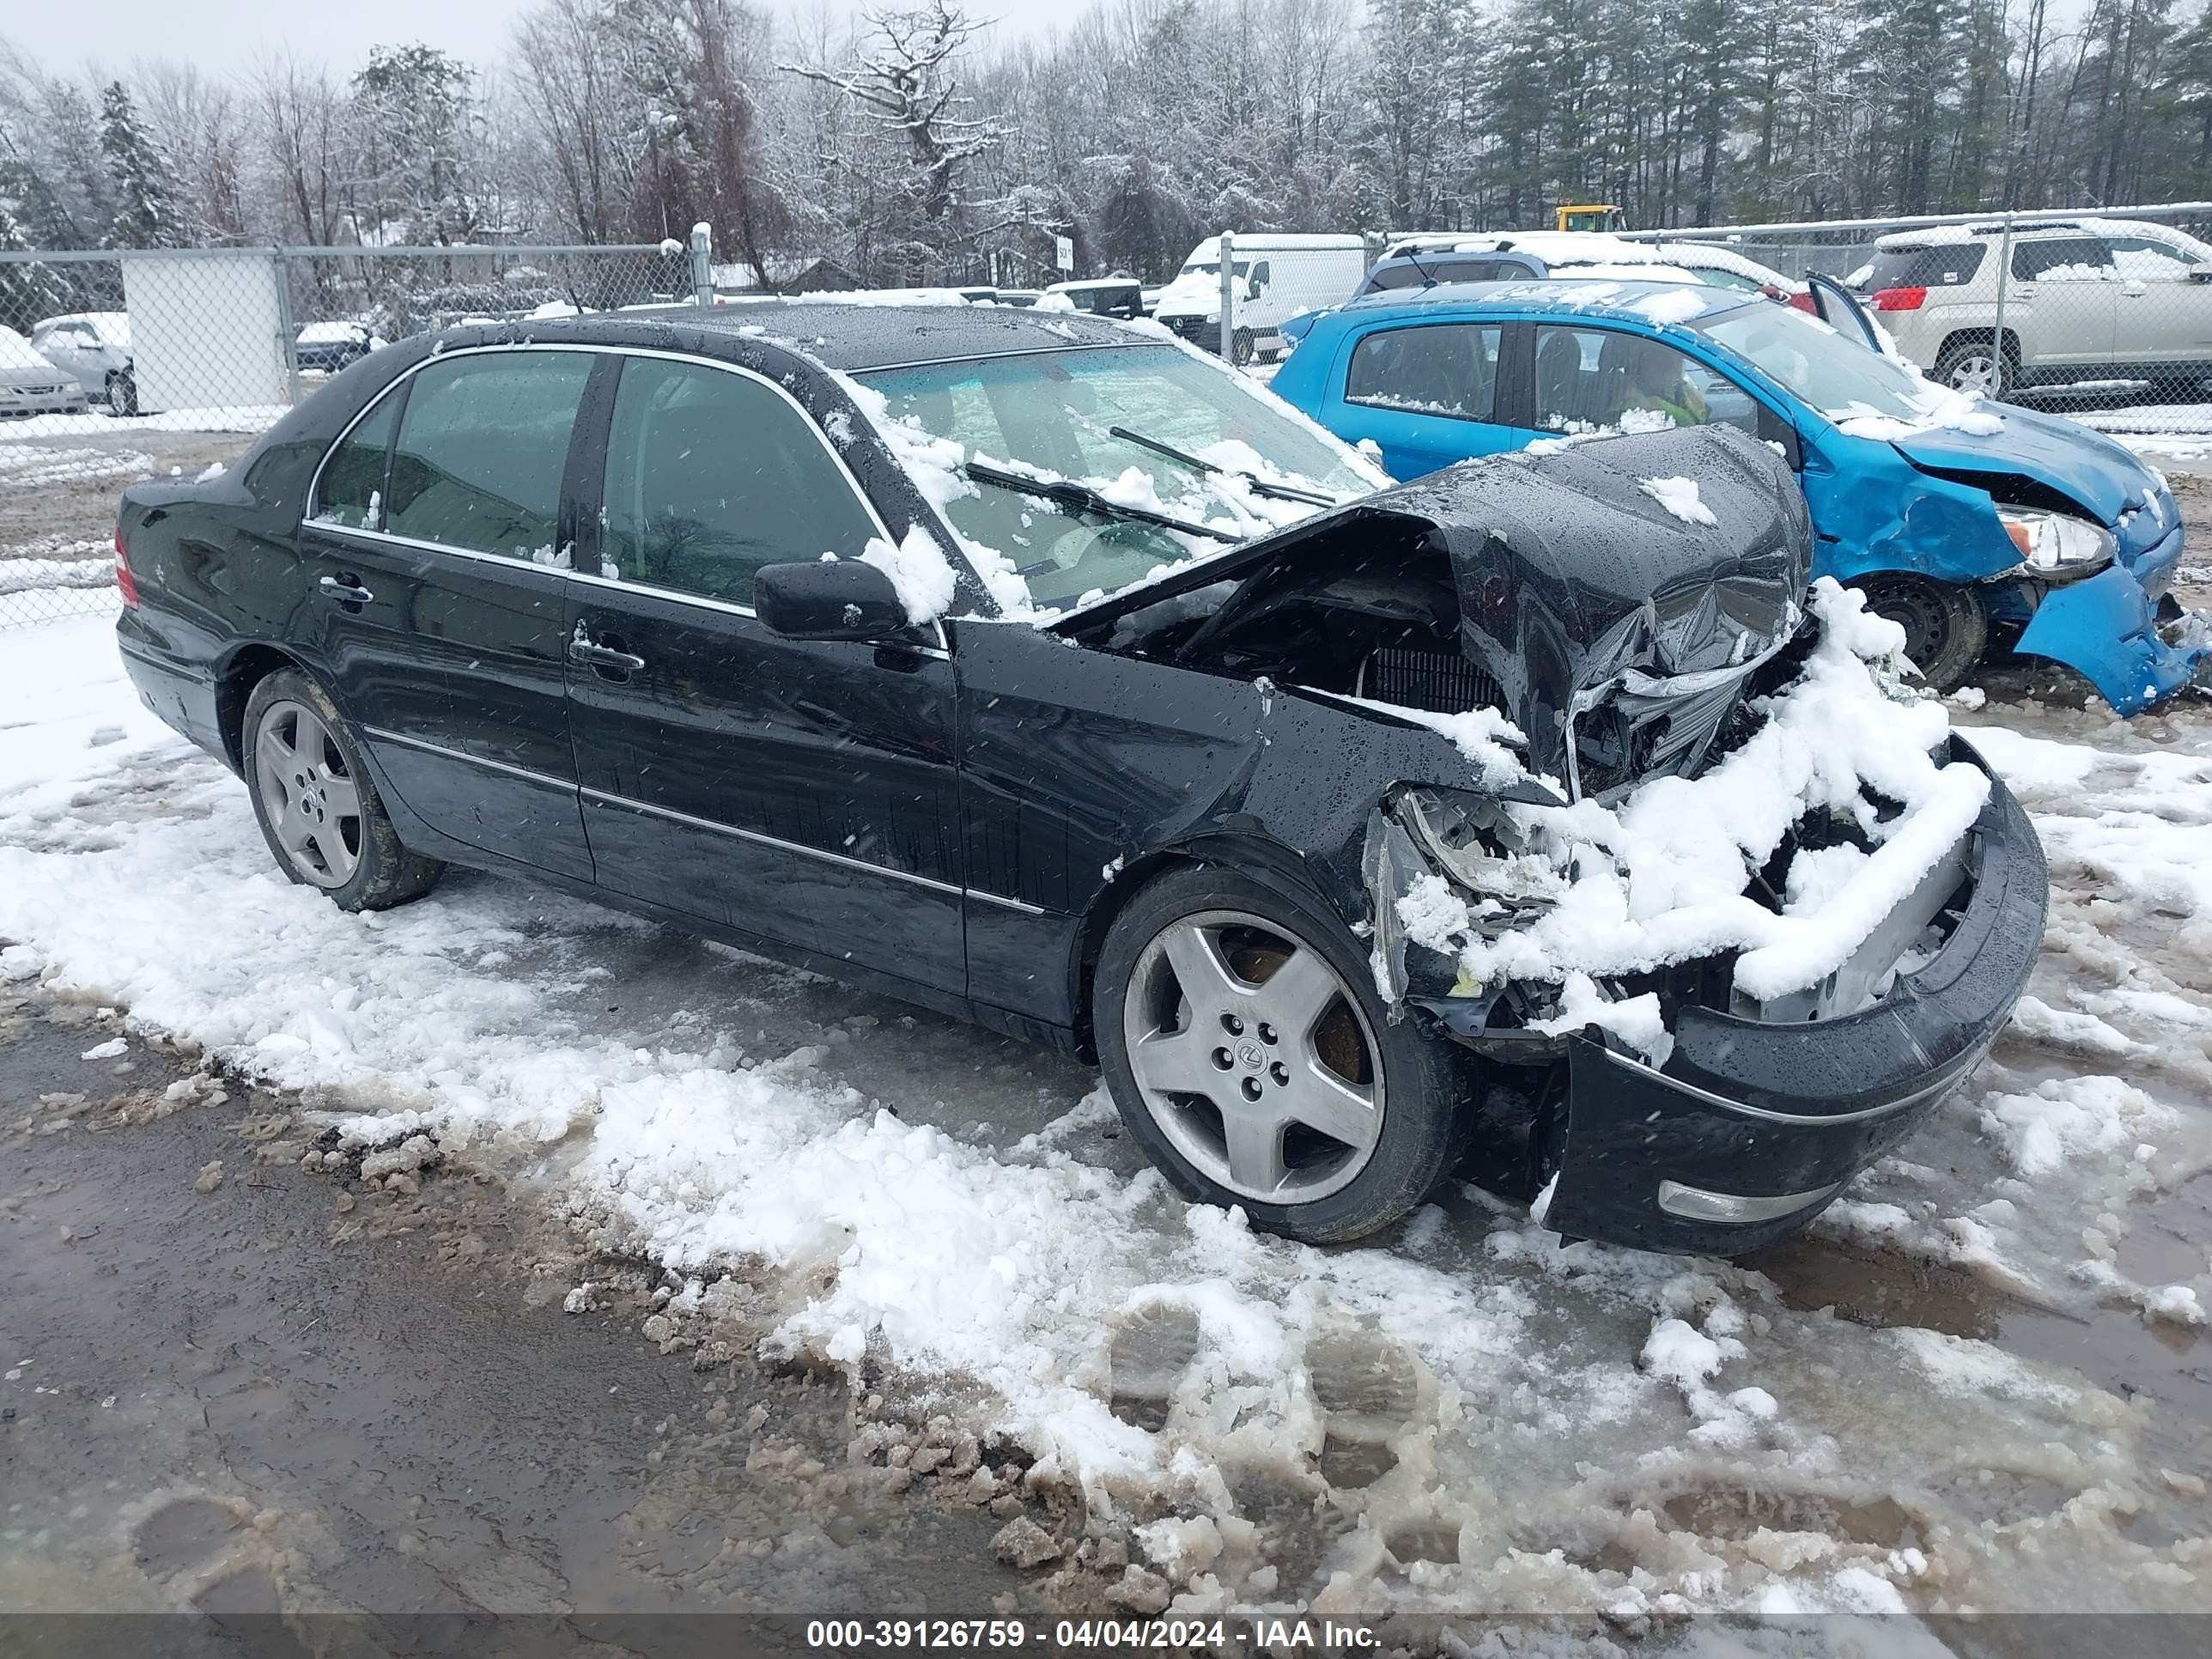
xmin=313 ymin=388 xmax=403 ymax=531
xmin=384 ymin=352 xmax=592 ymax=559
xmin=1345 ymin=323 xmax=1502 ymax=421
xmin=599 ymin=356 xmax=880 ymax=606
xmin=2014 ymin=237 xmax=2115 ymax=283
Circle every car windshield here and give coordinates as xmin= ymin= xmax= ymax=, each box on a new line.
xmin=859 ymin=343 xmax=1372 ymax=608
xmin=1695 ymin=301 xmax=1935 ymax=424
xmin=1180 ymin=260 xmax=1250 ymax=278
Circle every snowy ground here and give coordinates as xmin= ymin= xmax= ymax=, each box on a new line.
xmin=1 ymin=454 xmax=2209 ymax=1634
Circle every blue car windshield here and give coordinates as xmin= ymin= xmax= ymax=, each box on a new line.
xmin=1695 ymin=302 xmax=1934 ymax=425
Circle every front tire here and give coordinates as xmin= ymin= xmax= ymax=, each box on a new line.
xmin=1093 ymin=863 xmax=1470 ymax=1244
xmin=242 ymin=668 xmax=442 ymax=911
xmin=106 ymin=370 xmax=139 ymax=416
xmin=1854 ymin=574 xmax=1989 ymax=691
xmin=1231 ymin=327 xmax=1255 ymax=368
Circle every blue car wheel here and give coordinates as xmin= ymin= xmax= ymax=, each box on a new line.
xmin=1856 ymin=574 xmax=1988 ymax=690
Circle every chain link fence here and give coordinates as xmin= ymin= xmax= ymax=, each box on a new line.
xmin=0 ymin=240 xmax=695 ymax=630
xmin=1628 ymin=204 xmax=2212 ymax=434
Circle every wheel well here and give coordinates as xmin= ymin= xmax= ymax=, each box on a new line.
xmin=1936 ymin=327 xmax=2020 ymax=363
xmin=213 ymin=643 xmax=303 ymax=772
xmin=1066 ymin=834 xmax=1336 ymax=1062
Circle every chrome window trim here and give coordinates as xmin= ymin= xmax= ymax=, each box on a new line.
xmin=304 ymin=339 xmax=950 ymax=653
xmin=847 ymin=338 xmax=1167 ymax=374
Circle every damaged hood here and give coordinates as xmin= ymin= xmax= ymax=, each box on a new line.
xmin=1392 ymin=425 xmax=1810 ymax=780
xmin=1059 ymin=426 xmax=1810 ymax=787
xmin=1886 ymin=401 xmax=2158 ymax=525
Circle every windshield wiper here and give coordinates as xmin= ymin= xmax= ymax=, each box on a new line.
xmin=963 ymin=459 xmax=1241 ymax=543
xmin=1104 ymin=425 xmax=1341 ymax=507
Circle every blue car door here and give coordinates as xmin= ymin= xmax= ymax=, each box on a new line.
xmin=1324 ymin=319 xmax=1522 ymax=480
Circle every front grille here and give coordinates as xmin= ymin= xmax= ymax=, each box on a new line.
xmin=1164 ymin=314 xmax=1214 ymax=345
xmin=1362 ymin=645 xmax=1504 ymax=715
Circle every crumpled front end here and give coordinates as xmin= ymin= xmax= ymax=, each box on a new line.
xmin=1385 ymin=735 xmax=2045 ymax=1255
xmin=2012 ymin=510 xmax=2208 ymax=715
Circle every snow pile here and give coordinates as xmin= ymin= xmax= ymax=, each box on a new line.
xmin=1638 ymin=474 xmax=1717 ymax=526
xmin=1832 ymin=381 xmax=2005 ymax=441
xmin=4 ymin=611 xmax=2209 ymax=1615
xmin=860 ymin=525 xmax=958 ymax=624
xmin=1401 ymin=580 xmax=1988 ymax=1042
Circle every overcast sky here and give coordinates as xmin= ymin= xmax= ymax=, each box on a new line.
xmin=5 ymin=1 xmax=1065 ymax=80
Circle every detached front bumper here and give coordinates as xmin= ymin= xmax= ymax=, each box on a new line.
xmin=2013 ymin=520 xmax=2206 ymax=715
xmin=1425 ymin=737 xmax=2048 ymax=1255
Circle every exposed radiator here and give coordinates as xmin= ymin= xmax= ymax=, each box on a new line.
xmin=1359 ymin=646 xmax=1504 ymax=716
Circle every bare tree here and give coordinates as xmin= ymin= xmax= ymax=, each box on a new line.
xmin=781 ymin=1 xmax=1006 ymax=282
xmin=246 ymin=54 xmax=350 ymax=245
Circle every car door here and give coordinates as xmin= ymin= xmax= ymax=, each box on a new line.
xmin=1326 ymin=319 xmax=1516 ymax=479
xmin=2101 ymin=233 xmax=2212 ymax=369
xmin=29 ymin=321 xmax=97 ymax=395
xmin=295 ymin=346 xmax=595 ymax=880
xmin=1806 ymin=273 xmax=1882 ymax=352
xmin=562 ymin=350 xmax=967 ymax=995
xmin=2009 ymin=236 xmax=2118 ymax=372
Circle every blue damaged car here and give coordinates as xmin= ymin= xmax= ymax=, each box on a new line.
xmin=1268 ymin=278 xmax=2204 ymax=712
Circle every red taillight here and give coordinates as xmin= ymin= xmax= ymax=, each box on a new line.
xmin=113 ymin=527 xmax=139 ymax=608
xmin=1873 ymin=286 xmax=1927 ymax=311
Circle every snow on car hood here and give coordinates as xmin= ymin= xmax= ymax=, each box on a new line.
xmin=1884 ymin=399 xmax=2163 ymax=525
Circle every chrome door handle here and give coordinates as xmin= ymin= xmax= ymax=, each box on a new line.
xmin=568 ymin=626 xmax=646 ymax=672
xmin=318 ymin=574 xmax=374 ymax=605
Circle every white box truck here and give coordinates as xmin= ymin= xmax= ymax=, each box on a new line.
xmin=1152 ymin=234 xmax=1367 ymax=365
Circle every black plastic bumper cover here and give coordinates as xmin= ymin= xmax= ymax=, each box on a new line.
xmin=1438 ymin=735 xmax=2047 ymax=1255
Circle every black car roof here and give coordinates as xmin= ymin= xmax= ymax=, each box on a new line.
xmin=560 ymin=301 xmax=1145 ymax=372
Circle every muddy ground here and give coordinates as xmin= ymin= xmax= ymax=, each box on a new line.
xmin=0 ymin=986 xmax=1083 ymax=1644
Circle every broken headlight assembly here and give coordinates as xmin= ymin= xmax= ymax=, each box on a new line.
xmin=1362 ymin=787 xmax=1560 ymax=1005
xmin=1995 ymin=506 xmax=2115 ymax=578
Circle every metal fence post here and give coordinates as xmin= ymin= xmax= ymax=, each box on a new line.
xmin=1990 ymin=211 xmax=2014 ymax=400
xmin=270 ymin=247 xmax=302 ymax=404
xmin=1218 ymin=230 xmax=1234 ymax=365
xmin=690 ymin=222 xmax=714 ymax=308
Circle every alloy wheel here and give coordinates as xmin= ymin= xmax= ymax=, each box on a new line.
xmin=1121 ymin=908 xmax=1383 ymax=1204
xmin=253 ymin=700 xmax=362 ymax=888
xmin=1947 ymin=350 xmax=2002 ymax=396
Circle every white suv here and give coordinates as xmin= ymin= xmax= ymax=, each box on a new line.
xmin=1861 ymin=219 xmax=2212 ymax=397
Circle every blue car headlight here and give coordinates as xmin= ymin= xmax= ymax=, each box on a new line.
xmin=1996 ymin=506 xmax=2115 ymax=576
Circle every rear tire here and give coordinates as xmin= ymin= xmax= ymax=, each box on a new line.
xmin=1854 ymin=574 xmax=1988 ymax=691
xmin=242 ymin=667 xmax=442 ymax=912
xmin=106 ymin=371 xmax=139 ymax=416
xmin=1093 ymin=862 xmax=1470 ymax=1244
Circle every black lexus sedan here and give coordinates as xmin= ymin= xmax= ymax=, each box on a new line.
xmin=111 ymin=303 xmax=2046 ymax=1255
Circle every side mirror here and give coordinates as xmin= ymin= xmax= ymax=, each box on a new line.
xmin=754 ymin=558 xmax=908 ymax=641
xmin=1247 ymin=278 xmax=1262 ymax=301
